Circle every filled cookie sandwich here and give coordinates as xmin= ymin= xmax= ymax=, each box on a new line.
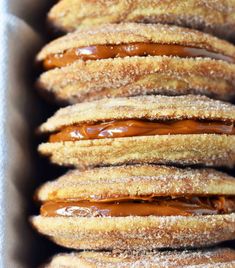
xmin=44 ymin=248 xmax=235 ymax=268
xmin=31 ymin=165 xmax=235 ymax=250
xmin=36 ymin=23 xmax=235 ymax=103
xmin=38 ymin=95 xmax=235 ymax=169
xmin=48 ymin=0 xmax=235 ymax=41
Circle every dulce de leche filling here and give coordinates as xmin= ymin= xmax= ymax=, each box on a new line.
xmin=43 ymin=42 xmax=235 ymax=70
xmin=49 ymin=119 xmax=235 ymax=143
xmin=41 ymin=196 xmax=235 ymax=217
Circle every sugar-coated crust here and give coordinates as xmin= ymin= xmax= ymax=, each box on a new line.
xmin=37 ymin=23 xmax=235 ymax=61
xmin=48 ymin=0 xmax=235 ymax=40
xmin=37 ymin=56 xmax=235 ymax=103
xmin=39 ymin=95 xmax=235 ymax=133
xmin=36 ymin=165 xmax=235 ymax=202
xmin=44 ymin=248 xmax=235 ymax=268
xmin=38 ymin=134 xmax=235 ymax=169
xmin=31 ymin=213 xmax=235 ymax=250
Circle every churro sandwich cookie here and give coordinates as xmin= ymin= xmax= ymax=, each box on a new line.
xmin=48 ymin=0 xmax=235 ymax=40
xmin=31 ymin=165 xmax=235 ymax=250
xmin=44 ymin=248 xmax=235 ymax=268
xmin=38 ymin=95 xmax=235 ymax=169
xmin=37 ymin=23 xmax=235 ymax=103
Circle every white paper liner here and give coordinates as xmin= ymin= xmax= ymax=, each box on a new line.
xmin=1 ymin=12 xmax=43 ymax=267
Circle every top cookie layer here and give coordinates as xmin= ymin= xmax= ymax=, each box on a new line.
xmin=36 ymin=165 xmax=235 ymax=202
xmin=45 ymin=248 xmax=235 ymax=268
xmin=37 ymin=23 xmax=235 ymax=62
xmin=39 ymin=95 xmax=235 ymax=133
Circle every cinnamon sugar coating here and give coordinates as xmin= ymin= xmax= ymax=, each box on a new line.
xmin=31 ymin=214 xmax=235 ymax=250
xmin=44 ymin=248 xmax=235 ymax=268
xmin=48 ymin=0 xmax=235 ymax=40
xmin=36 ymin=165 xmax=235 ymax=202
xmin=39 ymin=95 xmax=235 ymax=133
xmin=37 ymin=23 xmax=235 ymax=61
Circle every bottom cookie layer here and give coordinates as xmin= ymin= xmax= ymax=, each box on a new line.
xmin=31 ymin=214 xmax=235 ymax=250
xmin=38 ymin=134 xmax=235 ymax=168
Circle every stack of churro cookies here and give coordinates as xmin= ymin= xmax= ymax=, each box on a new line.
xmin=32 ymin=1 xmax=235 ymax=267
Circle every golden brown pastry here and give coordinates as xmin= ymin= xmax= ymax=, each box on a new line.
xmin=38 ymin=95 xmax=235 ymax=169
xmin=48 ymin=0 xmax=235 ymax=41
xmin=36 ymin=23 xmax=235 ymax=103
xmin=31 ymin=165 xmax=235 ymax=250
xmin=43 ymin=248 xmax=235 ymax=268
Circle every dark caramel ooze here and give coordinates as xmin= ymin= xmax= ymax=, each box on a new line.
xmin=43 ymin=42 xmax=235 ymax=70
xmin=49 ymin=119 xmax=235 ymax=143
xmin=41 ymin=196 xmax=235 ymax=218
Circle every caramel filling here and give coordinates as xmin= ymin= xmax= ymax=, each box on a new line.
xmin=41 ymin=196 xmax=235 ymax=217
xmin=43 ymin=43 xmax=235 ymax=70
xmin=49 ymin=119 xmax=235 ymax=143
